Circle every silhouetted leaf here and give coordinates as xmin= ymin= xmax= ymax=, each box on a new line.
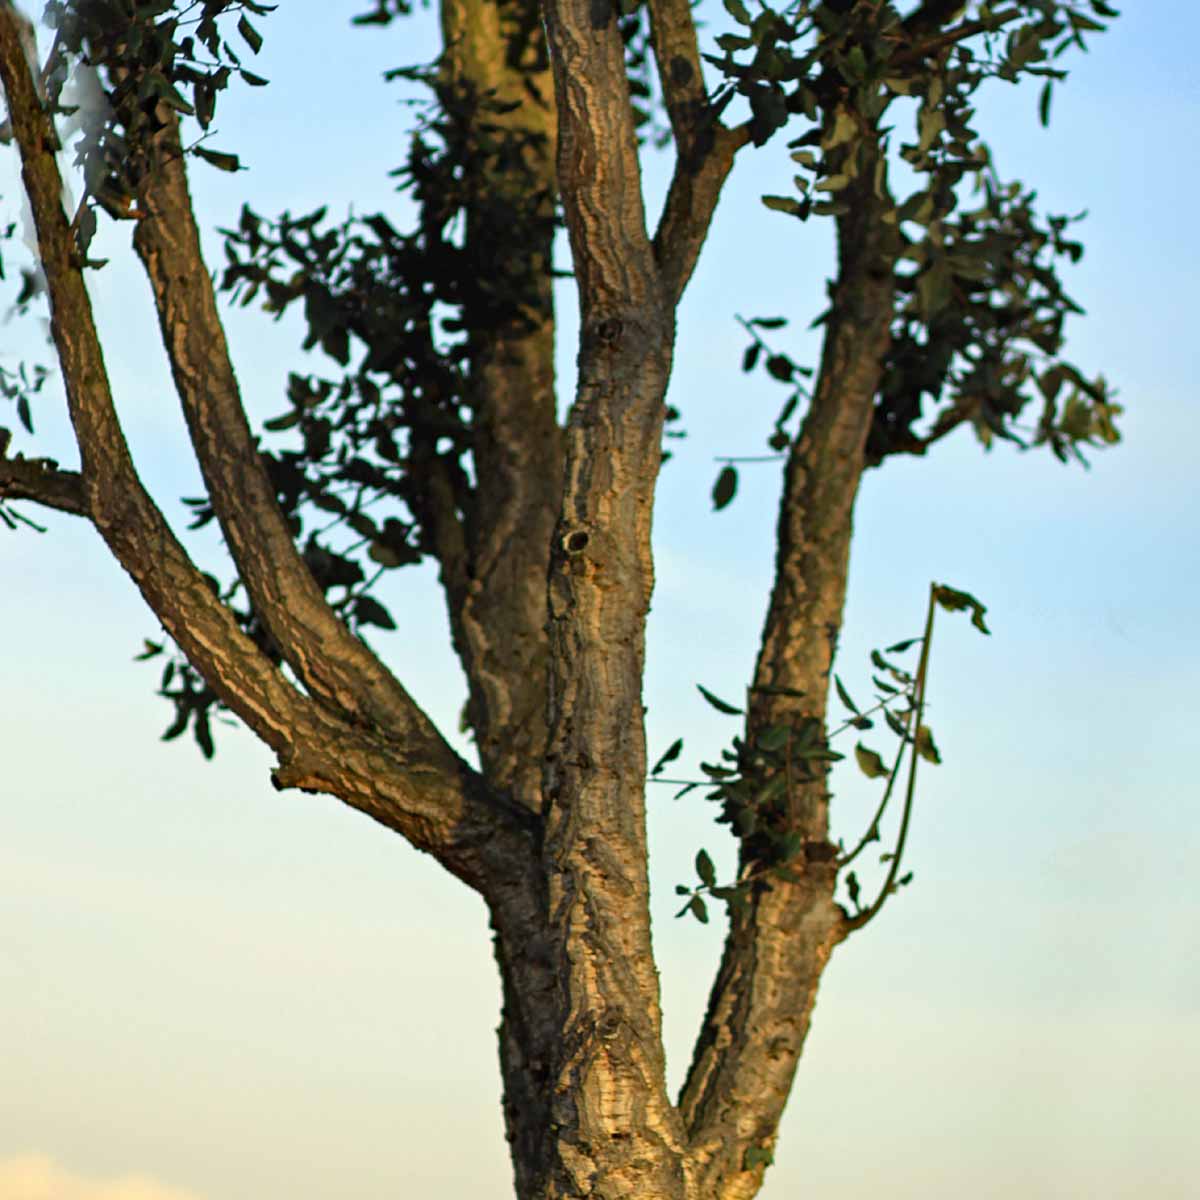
xmin=712 ymin=465 xmax=737 ymax=510
xmin=697 ymin=684 xmax=743 ymax=715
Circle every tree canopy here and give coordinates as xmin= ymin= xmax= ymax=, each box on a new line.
xmin=0 ymin=2 xmax=1120 ymax=1197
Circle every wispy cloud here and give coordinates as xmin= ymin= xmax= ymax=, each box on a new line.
xmin=0 ymin=1155 xmax=205 ymax=1200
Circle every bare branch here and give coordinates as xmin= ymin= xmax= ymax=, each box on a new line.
xmin=541 ymin=0 xmax=660 ymax=317
xmin=645 ymin=0 xmax=747 ymax=304
xmin=0 ymin=451 xmax=86 ymax=516
xmin=892 ymin=4 xmax=1023 ymax=69
xmin=647 ymin=0 xmax=707 ymax=154
xmin=128 ymin=114 xmax=435 ymax=739
xmin=0 ymin=3 xmax=308 ymax=751
xmin=653 ymin=122 xmax=745 ymax=307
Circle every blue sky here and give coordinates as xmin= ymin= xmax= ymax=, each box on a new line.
xmin=1 ymin=2 xmax=1197 ymax=1197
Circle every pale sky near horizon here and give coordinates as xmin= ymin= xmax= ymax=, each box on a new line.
xmin=2 ymin=3 xmax=1197 ymax=1199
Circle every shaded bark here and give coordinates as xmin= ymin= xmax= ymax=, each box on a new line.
xmin=434 ymin=0 xmax=562 ymax=817
xmin=0 ymin=451 xmax=86 ymax=515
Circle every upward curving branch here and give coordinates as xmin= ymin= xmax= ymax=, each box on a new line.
xmin=0 ymin=3 xmax=301 ymax=752
xmin=0 ymin=4 xmax=530 ymax=898
xmin=129 ymin=113 xmax=443 ymax=744
xmin=648 ymin=0 xmax=747 ymax=305
xmin=679 ymin=157 xmax=900 ymax=1195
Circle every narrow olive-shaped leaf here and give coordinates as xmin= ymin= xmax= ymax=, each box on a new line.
xmin=916 ymin=725 xmax=941 ymax=764
xmin=885 ymin=637 xmax=921 ymax=654
xmin=161 ymin=707 xmax=188 ymax=742
xmin=834 ymin=674 xmax=860 ymax=715
xmin=194 ymin=712 xmax=215 ymax=760
xmin=238 ymin=15 xmax=263 ymax=53
xmin=652 ymin=737 xmax=683 ymax=776
xmin=194 ymin=146 xmax=242 ymax=172
xmin=712 ymin=465 xmax=738 ymax=511
xmin=696 ymin=849 xmax=716 ymax=888
xmin=757 ymin=724 xmax=789 ymax=752
xmin=689 ymin=895 xmax=709 ymax=924
xmin=697 ymin=684 xmax=743 ymax=715
xmin=854 ymin=743 xmax=890 ymax=779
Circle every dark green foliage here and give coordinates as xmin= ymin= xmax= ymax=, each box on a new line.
xmin=41 ymin=0 xmax=276 ymax=250
xmin=709 ymin=0 xmax=1120 ymax=499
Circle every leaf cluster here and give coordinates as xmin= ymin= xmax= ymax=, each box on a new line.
xmin=42 ymin=0 xmax=274 ymax=251
xmin=661 ymin=583 xmax=990 ymax=926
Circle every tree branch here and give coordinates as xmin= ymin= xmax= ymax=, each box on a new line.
xmin=0 ymin=4 xmax=300 ymax=749
xmin=653 ymin=122 xmax=745 ymax=307
xmin=900 ymin=0 xmax=968 ymax=40
xmin=892 ymin=4 xmax=1023 ymax=69
xmin=647 ymin=0 xmax=707 ymax=152
xmin=678 ymin=166 xmax=899 ymax=1192
xmin=0 ymin=450 xmax=86 ymax=516
xmin=541 ymin=0 xmax=660 ymax=317
xmin=646 ymin=0 xmax=747 ymax=304
xmin=0 ymin=6 xmax=525 ymax=894
xmin=433 ymin=0 xmax=563 ymax=816
xmin=129 ymin=113 xmax=436 ymax=740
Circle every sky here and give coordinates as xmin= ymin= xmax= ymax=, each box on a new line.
xmin=1 ymin=2 xmax=1197 ymax=1198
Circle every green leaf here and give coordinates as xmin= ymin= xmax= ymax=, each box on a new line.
xmin=652 ymin=737 xmax=683 ymax=776
xmin=194 ymin=712 xmax=214 ymax=759
xmin=854 ymin=743 xmax=890 ymax=779
xmin=134 ymin=640 xmax=163 ymax=661
xmin=757 ymin=724 xmax=789 ymax=752
xmin=689 ymin=895 xmax=709 ymax=924
xmin=915 ymin=725 xmax=941 ymax=765
xmin=712 ymin=464 xmax=737 ymax=511
xmin=696 ymin=849 xmax=716 ymax=888
xmin=933 ymin=584 xmax=991 ymax=635
xmin=1038 ymin=80 xmax=1053 ymax=127
xmin=766 ymin=354 xmax=793 ymax=382
xmin=742 ymin=343 xmax=761 ymax=373
xmin=885 ymin=637 xmax=920 ymax=654
xmin=238 ymin=15 xmax=263 ymax=53
xmin=762 ymin=194 xmax=805 ymax=218
xmin=834 ymin=674 xmax=860 ymax=715
xmin=193 ymin=146 xmax=242 ymax=172
xmin=354 ymin=595 xmax=396 ymax=630
xmin=722 ymin=0 xmax=751 ymax=24
xmin=697 ymin=684 xmax=743 ymax=715
xmin=846 ymin=870 xmax=861 ymax=908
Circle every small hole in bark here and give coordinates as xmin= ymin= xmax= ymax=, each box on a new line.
xmin=563 ymin=530 xmax=589 ymax=554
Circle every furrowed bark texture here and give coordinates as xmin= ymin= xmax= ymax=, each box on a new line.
xmin=678 ymin=162 xmax=899 ymax=1199
xmin=0 ymin=453 xmax=86 ymax=515
xmin=0 ymin=6 xmax=529 ymax=898
xmin=3 ymin=0 xmax=932 ymax=1193
xmin=436 ymin=0 xmax=562 ymax=817
xmin=526 ymin=0 xmax=686 ymax=1194
xmin=130 ymin=117 xmax=432 ymax=742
